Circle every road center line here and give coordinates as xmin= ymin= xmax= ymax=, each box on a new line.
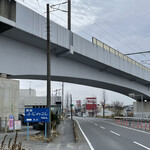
xmin=110 ymin=131 xmax=120 ymax=136
xmin=100 ymin=126 xmax=105 ymax=129
xmin=133 ymin=141 xmax=150 ymax=150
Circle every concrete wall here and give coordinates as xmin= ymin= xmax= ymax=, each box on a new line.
xmin=133 ymin=101 xmax=150 ymax=118
xmin=0 ymin=78 xmax=19 ymax=120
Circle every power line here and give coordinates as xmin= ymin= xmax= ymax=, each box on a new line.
xmin=79 ymin=0 xmax=150 ymax=63
xmin=71 ymin=16 xmax=119 ymax=49
xmin=71 ymin=9 xmax=137 ymax=58
xmin=17 ymin=0 xmax=150 ymax=67
xmin=51 ymin=13 xmax=92 ymax=38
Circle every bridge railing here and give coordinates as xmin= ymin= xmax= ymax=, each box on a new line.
xmin=92 ymin=37 xmax=150 ymax=73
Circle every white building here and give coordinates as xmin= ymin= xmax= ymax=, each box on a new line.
xmin=98 ymin=107 xmax=114 ymax=117
xmin=19 ymin=89 xmax=60 ymax=114
xmin=19 ymin=89 xmax=36 ymax=114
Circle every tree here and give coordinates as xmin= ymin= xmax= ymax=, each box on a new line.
xmin=111 ymin=101 xmax=124 ymax=116
xmin=101 ymin=90 xmax=107 ymax=118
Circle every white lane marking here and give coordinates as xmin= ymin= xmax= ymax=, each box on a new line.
xmin=110 ymin=131 xmax=120 ymax=136
xmin=100 ymin=126 xmax=105 ymax=129
xmin=91 ymin=122 xmax=93 ymax=123
xmin=75 ymin=120 xmax=94 ymax=150
xmin=95 ymin=124 xmax=98 ymax=126
xmin=133 ymin=141 xmax=150 ymax=150
xmin=102 ymin=120 xmax=150 ymax=135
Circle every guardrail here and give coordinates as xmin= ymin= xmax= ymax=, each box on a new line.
xmin=92 ymin=37 xmax=150 ymax=73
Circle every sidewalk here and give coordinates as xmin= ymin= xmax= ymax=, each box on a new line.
xmin=47 ymin=118 xmax=90 ymax=150
xmin=0 ymin=118 xmax=90 ymax=150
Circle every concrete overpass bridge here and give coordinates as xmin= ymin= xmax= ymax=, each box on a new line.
xmin=0 ymin=0 xmax=150 ymax=101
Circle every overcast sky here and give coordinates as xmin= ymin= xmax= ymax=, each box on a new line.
xmin=16 ymin=0 xmax=150 ymax=106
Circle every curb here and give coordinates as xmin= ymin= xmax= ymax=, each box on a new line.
xmin=73 ymin=120 xmax=79 ymax=143
xmin=74 ymin=119 xmax=94 ymax=150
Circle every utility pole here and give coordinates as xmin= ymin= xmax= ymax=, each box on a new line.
xmin=46 ymin=0 xmax=71 ymax=138
xmin=47 ymin=3 xmax=51 ymax=138
xmin=68 ymin=0 xmax=71 ymax=30
xmin=102 ymin=90 xmax=106 ymax=118
xmin=70 ymin=94 xmax=73 ymax=120
xmin=62 ymin=82 xmax=64 ymax=116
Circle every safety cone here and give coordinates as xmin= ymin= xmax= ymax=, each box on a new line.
xmin=141 ymin=121 xmax=143 ymax=129
xmin=132 ymin=120 xmax=134 ymax=128
xmin=137 ymin=121 xmax=139 ymax=129
xmin=123 ymin=120 xmax=124 ymax=126
xmin=126 ymin=120 xmax=127 ymax=126
xmin=145 ymin=122 xmax=147 ymax=130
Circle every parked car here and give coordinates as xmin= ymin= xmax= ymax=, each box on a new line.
xmin=83 ymin=114 xmax=87 ymax=117
xmin=32 ymin=122 xmax=45 ymax=130
xmin=18 ymin=114 xmax=26 ymax=125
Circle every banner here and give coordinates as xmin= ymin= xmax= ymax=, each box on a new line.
xmin=9 ymin=115 xmax=14 ymax=130
xmin=86 ymin=97 xmax=97 ymax=110
xmin=15 ymin=121 xmax=21 ymax=130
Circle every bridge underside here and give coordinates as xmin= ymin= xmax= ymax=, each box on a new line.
xmin=7 ymin=75 xmax=150 ymax=102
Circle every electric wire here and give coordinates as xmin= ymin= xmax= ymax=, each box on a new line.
xmin=17 ymin=0 xmax=150 ymax=67
xmin=72 ymin=2 xmax=139 ymax=55
xmin=79 ymin=0 xmax=150 ymax=64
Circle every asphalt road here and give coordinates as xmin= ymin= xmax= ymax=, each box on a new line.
xmin=75 ymin=117 xmax=150 ymax=150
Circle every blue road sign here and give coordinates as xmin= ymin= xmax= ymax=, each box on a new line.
xmin=24 ymin=108 xmax=49 ymax=123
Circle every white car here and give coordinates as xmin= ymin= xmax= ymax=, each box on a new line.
xmin=83 ymin=114 xmax=87 ymax=117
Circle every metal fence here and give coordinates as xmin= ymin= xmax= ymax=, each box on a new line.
xmin=92 ymin=37 xmax=150 ymax=73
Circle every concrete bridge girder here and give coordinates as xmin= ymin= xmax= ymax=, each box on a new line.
xmin=0 ymin=1 xmax=150 ymax=101
xmin=0 ymin=34 xmax=149 ymax=101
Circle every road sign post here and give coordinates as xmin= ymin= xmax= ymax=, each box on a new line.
xmin=25 ymin=108 xmax=50 ymax=140
xmin=27 ymin=122 xmax=29 ymax=141
xmin=45 ymin=123 xmax=47 ymax=139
